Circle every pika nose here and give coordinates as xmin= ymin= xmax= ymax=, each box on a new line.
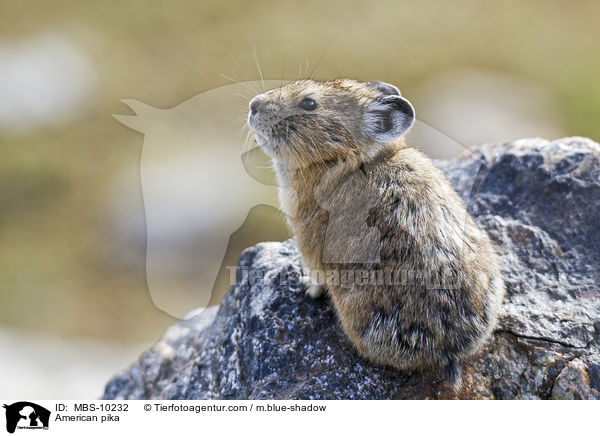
xmin=250 ymin=97 xmax=263 ymax=115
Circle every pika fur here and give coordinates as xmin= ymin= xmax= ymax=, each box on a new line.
xmin=247 ymin=79 xmax=505 ymax=387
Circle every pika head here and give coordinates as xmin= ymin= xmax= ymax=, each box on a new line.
xmin=247 ymin=80 xmax=415 ymax=167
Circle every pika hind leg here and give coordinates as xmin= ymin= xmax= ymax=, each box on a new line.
xmin=300 ymin=262 xmax=326 ymax=299
xmin=444 ymin=358 xmax=462 ymax=390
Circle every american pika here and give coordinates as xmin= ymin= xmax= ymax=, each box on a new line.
xmin=247 ymin=79 xmax=505 ymax=387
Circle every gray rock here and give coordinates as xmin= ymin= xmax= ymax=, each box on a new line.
xmin=103 ymin=137 xmax=600 ymax=399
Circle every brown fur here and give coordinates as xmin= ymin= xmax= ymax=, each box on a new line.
xmin=247 ymin=79 xmax=505 ymax=386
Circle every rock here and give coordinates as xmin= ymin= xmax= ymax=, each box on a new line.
xmin=103 ymin=137 xmax=600 ymax=400
xmin=551 ymin=358 xmax=598 ymax=400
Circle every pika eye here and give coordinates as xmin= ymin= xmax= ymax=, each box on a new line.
xmin=298 ymin=97 xmax=317 ymax=111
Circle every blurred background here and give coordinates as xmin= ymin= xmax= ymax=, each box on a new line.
xmin=1 ymin=0 xmax=599 ymax=398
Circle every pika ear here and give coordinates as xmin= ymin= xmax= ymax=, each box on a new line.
xmin=366 ymin=81 xmax=401 ymax=96
xmin=363 ymin=95 xmax=415 ymax=142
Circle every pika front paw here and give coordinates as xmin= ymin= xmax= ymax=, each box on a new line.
xmin=301 ymin=276 xmax=325 ymax=299
xmin=306 ymin=283 xmax=325 ymax=299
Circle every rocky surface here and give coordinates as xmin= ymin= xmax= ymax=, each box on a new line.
xmin=103 ymin=137 xmax=600 ymax=399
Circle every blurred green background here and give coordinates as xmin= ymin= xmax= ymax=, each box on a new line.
xmin=0 ymin=0 xmax=598 ymax=397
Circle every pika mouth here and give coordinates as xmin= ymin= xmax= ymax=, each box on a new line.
xmin=253 ymin=131 xmax=267 ymax=145
xmin=247 ymin=112 xmax=267 ymax=144
xmin=248 ymin=113 xmax=290 ymax=149
xmin=247 ymin=117 xmax=269 ymax=145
